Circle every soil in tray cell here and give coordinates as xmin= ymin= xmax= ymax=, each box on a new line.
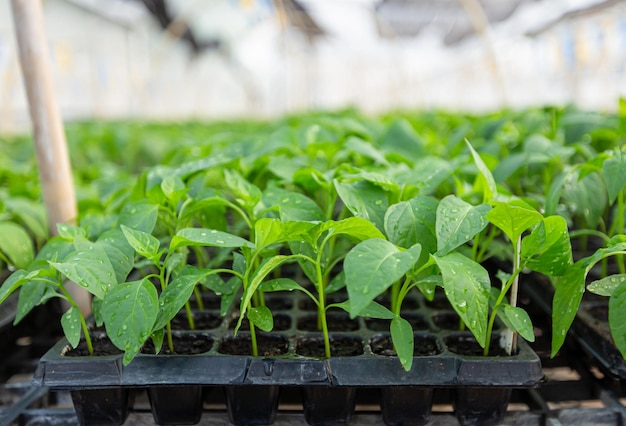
xmin=228 ymin=313 xmax=292 ymax=331
xmin=63 ymin=335 xmax=122 ymax=357
xmin=171 ymin=311 xmax=223 ymax=330
xmin=297 ymin=312 xmax=359 ymax=332
xmin=365 ymin=313 xmax=429 ymax=332
xmin=370 ymin=333 xmax=441 ymax=357
xmin=444 ymin=334 xmax=510 ymax=357
xmin=142 ymin=332 xmax=214 ymax=355
xmin=375 ymin=294 xmax=420 ymax=310
xmin=432 ymin=311 xmax=462 ymax=331
xmin=218 ymin=333 xmax=289 ymax=357
xmin=295 ymin=335 xmax=363 ymax=357
xmin=265 ymin=296 xmax=294 ymax=311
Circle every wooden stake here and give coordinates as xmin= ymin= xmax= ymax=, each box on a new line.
xmin=11 ymin=0 xmax=77 ymax=233
xmin=11 ymin=0 xmax=90 ymax=315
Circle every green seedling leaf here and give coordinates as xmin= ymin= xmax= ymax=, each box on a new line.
xmin=248 ymin=306 xmax=274 ymax=332
xmin=588 ymin=274 xmax=626 ymax=297
xmin=154 ymin=269 xmax=214 ymax=331
xmin=49 ymin=243 xmax=116 ymax=299
xmin=357 ymin=301 xmax=395 ymax=319
xmin=602 ymin=149 xmax=626 ymax=204
xmin=121 ymin=225 xmax=161 ymax=260
xmin=465 ymin=140 xmax=497 ymax=202
xmin=259 ymin=278 xmax=307 ymax=293
xmin=345 ymin=239 xmax=421 ymax=318
xmin=416 ymin=276 xmax=441 ymax=301
xmin=486 ymin=200 xmax=542 ymax=243
xmin=171 ymin=228 xmax=254 ymax=251
xmin=224 ymin=169 xmax=262 ymax=208
xmin=4 ymin=198 xmax=47 ymax=242
xmin=551 ymin=264 xmax=586 ymax=357
xmin=436 ymin=195 xmax=489 ymax=256
xmin=334 ymin=180 xmax=388 ymax=230
xmin=379 ymin=119 xmax=424 ymax=163
xmin=318 ymin=217 xmax=385 ymax=241
xmin=151 ymin=328 xmax=164 ymax=355
xmin=609 ymin=281 xmax=626 ymax=359
xmin=118 ymin=200 xmax=158 ymax=234
xmin=395 ymin=157 xmax=452 ymax=196
xmin=255 ymin=218 xmax=316 ymax=249
xmin=102 ymin=278 xmax=159 ymax=366
xmin=261 ymin=187 xmax=324 ymax=222
xmin=161 ymin=175 xmax=187 ymax=204
xmin=0 ymin=222 xmax=34 ymax=269
xmin=391 ymin=316 xmax=414 ymax=371
xmin=220 ymin=277 xmax=242 ymax=316
xmin=56 ymin=223 xmax=86 ymax=241
xmin=326 ymin=271 xmax=346 ymax=294
xmin=562 ymin=171 xmax=606 ymax=229
xmin=502 ymin=305 xmax=535 ymax=342
xmin=345 ymin=136 xmax=389 ymax=166
xmin=385 ymin=196 xmax=437 ymax=253
xmin=97 ymin=230 xmax=135 ymax=283
xmin=0 ymin=270 xmax=27 ymax=304
xmin=35 ymin=237 xmax=74 ymax=262
xmin=522 ymin=216 xmax=572 ymax=276
xmin=15 ymin=275 xmax=56 ymax=324
xmin=61 ymin=306 xmax=81 ymax=348
xmin=434 ymin=252 xmax=490 ymax=348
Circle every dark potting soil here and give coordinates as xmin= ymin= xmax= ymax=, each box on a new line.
xmin=365 ymin=313 xmax=429 ymax=332
xmin=424 ymin=294 xmax=452 ymax=310
xmin=374 ymin=295 xmax=420 ymax=311
xmin=295 ymin=335 xmax=363 ymax=357
xmin=265 ymin=296 xmax=294 ymax=311
xmin=63 ymin=336 xmax=123 ymax=357
xmin=297 ymin=294 xmax=346 ymax=311
xmin=297 ymin=313 xmax=359 ymax=332
xmin=444 ymin=335 xmax=510 ymax=357
xmin=171 ymin=311 xmax=223 ymax=330
xmin=228 ymin=313 xmax=292 ymax=331
xmin=217 ymin=333 xmax=289 ymax=357
xmin=189 ymin=294 xmax=221 ymax=310
xmin=432 ymin=311 xmax=462 ymax=331
xmin=141 ymin=332 xmax=214 ymax=355
xmin=369 ymin=334 xmax=441 ymax=357
xmin=586 ymin=304 xmax=609 ymax=323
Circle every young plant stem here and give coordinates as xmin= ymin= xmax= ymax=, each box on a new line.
xmin=249 ymin=315 xmax=259 ymax=357
xmin=193 ymin=286 xmax=205 ymax=310
xmin=166 ymin=323 xmax=174 ymax=353
xmin=315 ymin=235 xmax=333 ymax=358
xmin=184 ymin=301 xmax=195 ymax=330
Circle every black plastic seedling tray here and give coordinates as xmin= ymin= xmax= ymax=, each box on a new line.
xmin=33 ymin=291 xmax=543 ymax=426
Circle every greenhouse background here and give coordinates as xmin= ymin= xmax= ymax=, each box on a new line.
xmin=0 ymin=0 xmax=625 ymax=133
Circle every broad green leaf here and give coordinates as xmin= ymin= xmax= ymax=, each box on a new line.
xmin=15 ymin=277 xmax=55 ymax=324
xmin=466 ymin=140 xmax=497 ymax=202
xmin=154 ymin=269 xmax=214 ymax=331
xmin=609 ymin=281 xmax=626 ymax=359
xmin=178 ymin=196 xmax=229 ymax=228
xmin=357 ymin=300 xmax=395 ymax=319
xmin=0 ymin=222 xmax=34 ymax=269
xmin=395 ymin=157 xmax=452 ymax=196
xmin=334 ymin=180 xmax=388 ymax=230
xmin=96 ymin=230 xmax=134 ymax=284
xmin=521 ymin=216 xmax=572 ymax=276
xmin=588 ymin=274 xmax=626 ymax=297
xmin=384 ymin=196 xmax=437 ymax=253
xmin=49 ymin=243 xmax=116 ymax=299
xmin=318 ymin=217 xmax=385 ymax=241
xmin=220 ymin=277 xmax=242 ymax=316
xmin=259 ymin=278 xmax=307 ymax=293
xmin=248 ymin=306 xmax=274 ymax=332
xmin=391 ymin=316 xmax=414 ymax=371
xmin=151 ymin=328 xmax=164 ymax=355
xmin=261 ymin=187 xmax=324 ymax=222
xmin=435 ymin=195 xmax=489 ymax=256
xmin=562 ymin=172 xmax=606 ymax=229
xmin=544 ymin=172 xmax=569 ymax=216
xmin=35 ymin=237 xmax=74 ymax=262
xmin=345 ymin=136 xmax=389 ymax=166
xmin=434 ymin=252 xmax=490 ymax=348
xmin=81 ymin=213 xmax=117 ymax=241
xmin=379 ymin=119 xmax=424 ymax=163
xmin=171 ymin=228 xmax=253 ymax=251
xmin=121 ymin=225 xmax=161 ymax=260
xmin=161 ymin=175 xmax=186 ymax=204
xmin=602 ymin=149 xmax=626 ymax=204
xmin=255 ymin=218 xmax=316 ymax=249
xmin=326 ymin=271 xmax=346 ymax=294
xmin=551 ymin=264 xmax=586 ymax=357
xmin=292 ymin=167 xmax=330 ymax=194
xmin=486 ymin=200 xmax=541 ymax=243
xmin=56 ymin=223 xmax=86 ymax=241
xmin=502 ymin=305 xmax=535 ymax=342
xmin=118 ymin=200 xmax=158 ymax=234
xmin=102 ymin=278 xmax=159 ymax=366
xmin=345 ymin=239 xmax=421 ymax=318
xmin=4 ymin=198 xmax=47 ymax=242
xmin=0 ymin=270 xmax=27 ymax=304
xmin=579 ymin=242 xmax=626 ymax=271
xmin=61 ymin=306 xmax=81 ymax=348
xmin=224 ymin=169 xmax=262 ymax=208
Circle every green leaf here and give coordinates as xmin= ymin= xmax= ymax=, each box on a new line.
xmin=254 ymin=219 xmax=316 ymax=249
xmin=502 ymin=305 xmax=535 ymax=342
xmin=56 ymin=223 xmax=86 ymax=241
xmin=379 ymin=119 xmax=424 ymax=163
xmin=357 ymin=300 xmax=395 ymax=319
xmin=521 ymin=216 xmax=572 ymax=276
xmin=602 ymin=149 xmax=626 ymax=204
xmin=345 ymin=239 xmax=421 ymax=318
xmin=465 ymin=140 xmax=497 ymax=202
xmin=151 ymin=328 xmax=164 ymax=355
xmin=0 ymin=270 xmax=28 ymax=304
xmin=384 ymin=196 xmax=437 ymax=253
xmin=609 ymin=281 xmax=626 ymax=359
xmin=395 ymin=157 xmax=452 ymax=196
xmin=588 ymin=274 xmax=626 ymax=297
xmin=171 ymin=228 xmax=254 ymax=251
xmin=96 ymin=230 xmax=134 ymax=283
xmin=121 ymin=225 xmax=161 ymax=260
xmin=102 ymin=278 xmax=159 ymax=366
xmin=562 ymin=171 xmax=606 ymax=229
xmin=35 ymin=237 xmax=74 ymax=262
xmin=391 ymin=316 xmax=414 ymax=371
xmin=248 ymin=306 xmax=274 ymax=332
xmin=118 ymin=200 xmax=158 ymax=234
xmin=334 ymin=180 xmax=388 ymax=230
xmin=154 ymin=269 xmax=213 ymax=331
xmin=318 ymin=217 xmax=385 ymax=241
xmin=435 ymin=195 xmax=489 ymax=256
xmin=486 ymin=200 xmax=542 ymax=243
xmin=258 ymin=278 xmax=307 ymax=293
xmin=4 ymin=198 xmax=47 ymax=243
xmin=61 ymin=306 xmax=81 ymax=348
xmin=345 ymin=136 xmax=389 ymax=166
xmin=15 ymin=276 xmax=55 ymax=324
xmin=326 ymin=271 xmax=346 ymax=294
xmin=551 ymin=264 xmax=586 ymax=357
xmin=434 ymin=252 xmax=490 ymax=348
xmin=161 ymin=175 xmax=187 ymax=204
xmin=261 ymin=187 xmax=325 ymax=222
xmin=224 ymin=169 xmax=262 ymax=208
xmin=544 ymin=172 xmax=569 ymax=216
xmin=0 ymin=222 xmax=34 ymax=269
xmin=49 ymin=243 xmax=116 ymax=299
